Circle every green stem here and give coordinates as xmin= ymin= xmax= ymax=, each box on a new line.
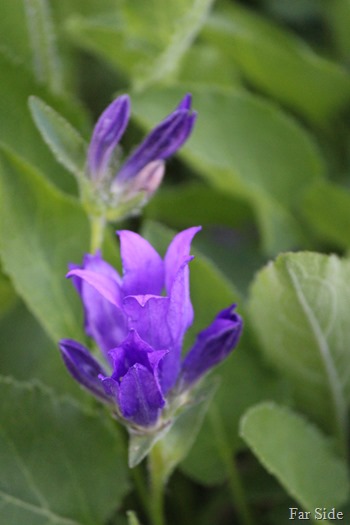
xmin=130 ymin=464 xmax=150 ymax=520
xmin=148 ymin=443 xmax=166 ymax=525
xmin=209 ymin=406 xmax=255 ymax=525
xmin=89 ymin=214 xmax=106 ymax=253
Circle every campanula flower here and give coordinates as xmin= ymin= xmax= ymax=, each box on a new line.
xmin=59 ymin=228 xmax=242 ymax=430
xmin=86 ymin=93 xmax=196 ymax=203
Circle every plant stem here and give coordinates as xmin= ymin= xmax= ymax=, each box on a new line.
xmin=148 ymin=443 xmax=166 ymax=525
xmin=209 ymin=406 xmax=255 ymax=525
xmin=89 ymin=214 xmax=106 ymax=253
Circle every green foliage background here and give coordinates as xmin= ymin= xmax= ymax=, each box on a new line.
xmin=1 ymin=1 xmax=350 ymax=524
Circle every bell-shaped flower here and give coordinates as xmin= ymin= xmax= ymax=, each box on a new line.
xmin=59 ymin=227 xmax=243 ymax=430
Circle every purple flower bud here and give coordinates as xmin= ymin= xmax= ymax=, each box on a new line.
xmin=59 ymin=227 xmax=243 ymax=430
xmin=179 ymin=305 xmax=243 ymax=387
xmin=115 ymin=93 xmax=197 ymax=184
xmin=122 ymin=160 xmax=165 ymax=201
xmin=87 ymin=95 xmax=130 ymax=180
xmin=59 ymin=339 xmax=112 ymax=402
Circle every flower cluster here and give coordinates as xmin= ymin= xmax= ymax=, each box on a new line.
xmin=59 ymin=228 xmax=242 ymax=431
xmin=85 ymin=94 xmax=196 ymax=209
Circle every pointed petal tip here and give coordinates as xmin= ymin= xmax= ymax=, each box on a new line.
xmin=177 ymin=93 xmax=193 ymax=111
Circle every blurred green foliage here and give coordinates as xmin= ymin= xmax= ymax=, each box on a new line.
xmin=1 ymin=1 xmax=350 ymax=524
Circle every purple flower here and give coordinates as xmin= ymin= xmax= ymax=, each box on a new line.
xmin=59 ymin=228 xmax=242 ymax=430
xmin=86 ymin=93 xmax=196 ymax=198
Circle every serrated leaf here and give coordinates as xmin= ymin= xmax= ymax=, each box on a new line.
xmin=132 ymin=86 xmax=325 ymax=255
xmin=203 ymin=3 xmax=350 ymax=123
xmin=0 ymin=145 xmax=89 ymax=342
xmin=248 ymin=252 xmax=350 ymax=450
xmin=0 ymin=376 xmax=129 ymax=525
xmin=240 ymin=402 xmax=350 ymax=511
xmin=29 ymin=96 xmax=87 ymax=178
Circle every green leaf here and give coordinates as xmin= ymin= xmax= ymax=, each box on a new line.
xmin=0 ymin=0 xmax=32 ymax=64
xmin=0 ymin=269 xmax=17 ymax=319
xmin=0 ymin=300 xmax=85 ymax=400
xmin=146 ymin=182 xmax=252 ymax=230
xmin=65 ymin=0 xmax=215 ymax=90
xmin=0 ymin=145 xmax=89 ymax=342
xmin=180 ymin=342 xmax=286 ymax=485
xmin=0 ymin=52 xmax=89 ymax=193
xmin=240 ymin=402 xmax=350 ymax=510
xmin=132 ymin=86 xmax=325 ymax=254
xmin=203 ymin=3 xmax=350 ymax=124
xmin=176 ymin=43 xmax=240 ymax=88
xmin=29 ymin=96 xmax=87 ymax=178
xmin=248 ymin=252 xmax=350 ymax=451
xmin=23 ymin=0 xmax=63 ymax=93
xmin=302 ymin=181 xmax=350 ymax=249
xmin=326 ymin=0 xmax=350 ymax=61
xmin=0 ymin=376 xmax=129 ymax=525
xmin=131 ymin=0 xmax=215 ymax=90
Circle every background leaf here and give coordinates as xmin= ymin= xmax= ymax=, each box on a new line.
xmin=29 ymin=96 xmax=87 ymax=178
xmin=240 ymin=402 xmax=350 ymax=512
xmin=132 ymin=86 xmax=325 ymax=255
xmin=203 ymin=2 xmax=350 ymax=124
xmin=248 ymin=252 xmax=350 ymax=451
xmin=0 ymin=52 xmax=89 ymax=193
xmin=0 ymin=376 xmax=130 ymax=525
xmin=0 ymin=146 xmax=89 ymax=343
xmin=65 ymin=0 xmax=215 ymax=90
xmin=302 ymin=181 xmax=350 ymax=249
xmin=23 ymin=0 xmax=63 ymax=93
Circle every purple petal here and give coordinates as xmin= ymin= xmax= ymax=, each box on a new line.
xmin=118 ymin=363 xmax=166 ymax=426
xmin=167 ymin=256 xmax=194 ymax=340
xmin=116 ymin=97 xmax=196 ymax=182
xmin=59 ymin=339 xmax=112 ymax=402
xmin=88 ymin=95 xmax=130 ymax=180
xmin=177 ymin=93 xmax=192 ymax=111
xmin=108 ymin=329 xmax=167 ymax=389
xmin=180 ymin=305 xmax=243 ymax=387
xmin=122 ymin=286 xmax=194 ymax=394
xmin=160 ymin=257 xmax=195 ymax=393
xmin=164 ymin=226 xmax=201 ymax=294
xmin=123 ymin=295 xmax=172 ymax=350
xmin=67 ymin=253 xmax=127 ymax=360
xmin=117 ymin=230 xmax=164 ymax=296
xmin=67 ymin=268 xmax=122 ymax=308
xmin=163 ymin=227 xmax=201 ymax=360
